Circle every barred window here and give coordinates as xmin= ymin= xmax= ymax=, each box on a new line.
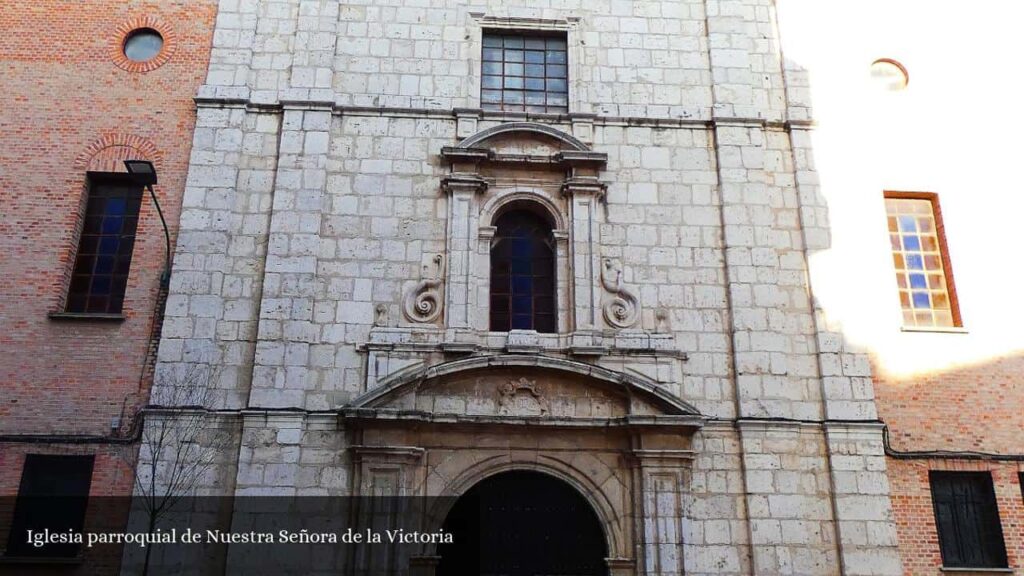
xmin=481 ymin=32 xmax=568 ymax=113
xmin=884 ymin=193 xmax=961 ymax=328
xmin=930 ymin=471 xmax=1008 ymax=569
xmin=490 ymin=209 xmax=556 ymax=333
xmin=66 ymin=173 xmax=144 ymax=314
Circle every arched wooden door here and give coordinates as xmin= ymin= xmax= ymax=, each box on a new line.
xmin=437 ymin=470 xmax=608 ymax=576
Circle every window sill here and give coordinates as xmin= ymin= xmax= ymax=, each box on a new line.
xmin=900 ymin=325 xmax=968 ymax=334
xmin=939 ymin=567 xmax=1013 ymax=574
xmin=47 ymin=312 xmax=125 ymax=322
xmin=0 ymin=555 xmax=83 ymax=565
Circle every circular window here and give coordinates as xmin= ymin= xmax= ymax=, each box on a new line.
xmin=870 ymin=58 xmax=909 ymax=91
xmin=111 ymin=18 xmax=175 ymax=72
xmin=123 ymin=28 xmax=164 ymax=62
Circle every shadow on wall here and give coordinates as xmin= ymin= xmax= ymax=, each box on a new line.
xmin=873 ymin=351 xmax=1024 ymax=455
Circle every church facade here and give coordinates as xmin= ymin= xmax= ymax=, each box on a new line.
xmin=144 ymin=0 xmax=904 ymax=574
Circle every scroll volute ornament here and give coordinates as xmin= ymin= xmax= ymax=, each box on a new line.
xmin=601 ymin=257 xmax=641 ymax=329
xmin=403 ymin=255 xmax=445 ymax=323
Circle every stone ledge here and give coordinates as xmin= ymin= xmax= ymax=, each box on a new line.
xmin=47 ymin=311 xmax=125 ymax=322
xmin=939 ymin=568 xmax=1014 ymax=575
xmin=365 ymin=326 xmax=685 ymax=358
xmin=339 ymin=408 xmax=704 ymax=432
xmin=187 ymin=92 xmax=818 ymax=128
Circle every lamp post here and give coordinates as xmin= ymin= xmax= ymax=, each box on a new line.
xmin=123 ymin=160 xmax=171 ymax=288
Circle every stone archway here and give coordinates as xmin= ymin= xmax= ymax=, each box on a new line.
xmin=343 ymin=357 xmax=704 ymax=575
xmin=436 ymin=470 xmax=608 ymax=576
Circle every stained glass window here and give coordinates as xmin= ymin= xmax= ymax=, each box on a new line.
xmin=490 ymin=210 xmax=556 ymax=333
xmin=66 ymin=174 xmax=144 ymax=314
xmin=482 ymin=32 xmax=568 ymax=113
xmin=885 ymin=193 xmax=960 ymax=328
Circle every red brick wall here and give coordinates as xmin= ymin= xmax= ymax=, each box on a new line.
xmin=0 ymin=2 xmax=215 ymax=571
xmin=0 ymin=0 xmax=216 ymax=439
xmin=888 ymin=459 xmax=1024 ymax=575
xmin=875 ymin=354 xmax=1024 ymax=574
xmin=0 ymin=5 xmax=215 ymax=572
xmin=875 ymin=354 xmax=1024 ymax=455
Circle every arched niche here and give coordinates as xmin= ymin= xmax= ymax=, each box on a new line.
xmin=437 ymin=122 xmax=608 ymax=336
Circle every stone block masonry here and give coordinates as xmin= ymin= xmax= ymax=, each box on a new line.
xmin=142 ymin=0 xmax=904 ymax=574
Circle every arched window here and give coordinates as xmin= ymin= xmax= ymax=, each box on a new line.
xmin=490 ymin=209 xmax=556 ymax=333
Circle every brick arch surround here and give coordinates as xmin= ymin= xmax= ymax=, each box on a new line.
xmin=109 ymin=16 xmax=178 ymax=73
xmin=73 ymin=133 xmax=163 ymax=174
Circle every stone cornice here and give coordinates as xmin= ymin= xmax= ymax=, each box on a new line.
xmin=191 ymin=93 xmax=817 ymax=130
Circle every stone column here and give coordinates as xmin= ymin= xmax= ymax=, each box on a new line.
xmin=562 ymin=178 xmax=606 ymax=331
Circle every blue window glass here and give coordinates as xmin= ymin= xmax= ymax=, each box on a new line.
xmin=66 ymin=174 xmax=143 ymax=314
xmin=898 ymin=216 xmax=917 ymax=232
xmin=124 ymin=29 xmax=163 ymax=63
xmin=489 ymin=209 xmax=556 ymax=333
xmin=886 ymin=195 xmax=959 ymax=328
xmin=912 ymin=292 xmax=931 ymax=308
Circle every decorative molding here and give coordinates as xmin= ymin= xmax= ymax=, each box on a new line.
xmin=561 ymin=177 xmax=607 ymax=201
xmin=600 ymin=258 xmax=641 ymax=329
xmin=468 ymin=13 xmax=580 ymax=33
xmin=654 ymin=308 xmax=671 ymax=333
xmin=403 ymin=255 xmax=445 ymax=324
xmin=373 ymin=303 xmax=389 ymax=327
xmin=350 ymin=445 xmax=425 ymax=464
xmin=441 ymin=173 xmax=489 ymax=195
xmin=455 ymin=122 xmax=590 ymax=152
xmin=349 ymin=353 xmax=702 ymax=417
xmin=497 ymin=377 xmax=550 ymax=417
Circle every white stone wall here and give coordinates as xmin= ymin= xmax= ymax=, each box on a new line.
xmin=143 ymin=0 xmax=905 ymax=574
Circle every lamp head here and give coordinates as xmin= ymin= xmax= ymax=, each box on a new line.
xmin=123 ymin=160 xmax=158 ymax=186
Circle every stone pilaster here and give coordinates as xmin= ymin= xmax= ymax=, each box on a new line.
xmin=562 ymin=178 xmax=606 ymax=331
xmin=441 ymin=174 xmax=487 ymax=331
xmin=824 ymin=424 xmax=902 ymax=576
xmin=283 ymin=0 xmax=339 ymax=103
xmin=250 ymin=105 xmax=332 ymax=408
xmin=630 ymin=449 xmax=694 ymax=576
xmin=738 ymin=421 xmax=838 ymax=575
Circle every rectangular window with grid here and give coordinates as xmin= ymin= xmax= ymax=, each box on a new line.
xmin=481 ymin=32 xmax=568 ymax=113
xmin=66 ymin=173 xmax=144 ymax=314
xmin=884 ymin=192 xmax=961 ymax=328
xmin=930 ymin=471 xmax=1008 ymax=569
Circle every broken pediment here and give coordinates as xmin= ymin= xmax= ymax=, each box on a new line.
xmin=440 ymin=122 xmax=607 ymax=172
xmin=341 ymin=355 xmax=702 ymax=431
xmin=478 ymin=131 xmax=575 ymax=156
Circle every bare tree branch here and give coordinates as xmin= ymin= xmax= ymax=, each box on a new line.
xmin=117 ymin=363 xmax=232 ymax=576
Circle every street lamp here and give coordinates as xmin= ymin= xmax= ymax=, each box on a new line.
xmin=124 ymin=160 xmax=171 ymax=288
